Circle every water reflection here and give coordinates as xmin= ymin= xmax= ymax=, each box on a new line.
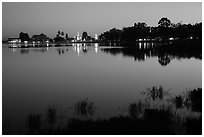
xmin=72 ymin=43 xmax=90 ymax=56
xmin=7 ymin=41 xmax=202 ymax=65
xmin=20 ymin=48 xmax=29 ymax=54
xmin=57 ymin=48 xmax=68 ymax=55
xmin=3 ymin=41 xmax=202 ymax=134
xmin=9 ymin=47 xmax=50 ymax=54
xmin=101 ymin=41 xmax=201 ymax=66
xmin=158 ymin=55 xmax=171 ymax=66
xmin=94 ymin=43 xmax=98 ymax=53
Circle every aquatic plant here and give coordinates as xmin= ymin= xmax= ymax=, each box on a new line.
xmin=185 ymin=88 xmax=202 ymax=112
xmin=17 ymin=87 xmax=202 ymax=135
xmin=142 ymin=86 xmax=169 ymax=100
xmin=28 ymin=113 xmax=42 ymax=132
xmin=46 ymin=105 xmax=57 ymax=124
xmin=128 ymin=101 xmax=143 ymax=118
xmin=75 ymin=98 xmax=96 ymax=118
xmin=174 ymin=95 xmax=183 ymax=109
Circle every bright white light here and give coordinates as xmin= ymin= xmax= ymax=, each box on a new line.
xmin=169 ymin=37 xmax=174 ymax=40
xmin=94 ymin=43 xmax=98 ymax=47
xmin=139 ymin=43 xmax=142 ymax=49
xmin=95 ymin=34 xmax=98 ymax=40
xmin=144 ymin=42 xmax=146 ymax=49
xmin=144 ymin=54 xmax=147 ymax=60
xmin=77 ymin=46 xmax=80 ymax=56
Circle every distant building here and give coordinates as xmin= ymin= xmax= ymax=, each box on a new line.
xmin=7 ymin=38 xmax=21 ymax=43
xmin=31 ymin=33 xmax=50 ymax=43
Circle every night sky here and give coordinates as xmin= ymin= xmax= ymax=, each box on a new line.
xmin=2 ymin=2 xmax=202 ymax=40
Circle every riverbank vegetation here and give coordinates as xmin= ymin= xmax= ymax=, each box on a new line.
xmin=3 ymin=87 xmax=201 ymax=135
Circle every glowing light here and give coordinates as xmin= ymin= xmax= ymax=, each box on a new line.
xmin=12 ymin=48 xmax=17 ymax=52
xmin=95 ymin=34 xmax=98 ymax=40
xmin=144 ymin=42 xmax=146 ymax=49
xmin=139 ymin=43 xmax=142 ymax=49
xmin=94 ymin=43 xmax=98 ymax=47
xmin=76 ymin=45 xmax=80 ymax=56
xmin=77 ymin=32 xmax=80 ymax=41
xmin=169 ymin=37 xmax=174 ymax=40
xmin=95 ymin=43 xmax=98 ymax=53
xmin=24 ymin=41 xmax=28 ymax=47
xmin=8 ymin=39 xmax=21 ymax=44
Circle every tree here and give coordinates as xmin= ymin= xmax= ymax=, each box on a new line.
xmin=133 ymin=22 xmax=150 ymax=39
xmin=65 ymin=33 xmax=69 ymax=40
xmin=101 ymin=28 xmax=121 ymax=41
xmin=54 ymin=36 xmax=65 ymax=42
xmin=82 ymin=32 xmax=88 ymax=41
xmin=58 ymin=31 xmax=61 ymax=35
xmin=61 ymin=31 xmax=64 ymax=36
xmin=134 ymin=22 xmax=147 ymax=29
xmin=19 ymin=32 xmax=30 ymax=42
xmin=158 ymin=17 xmax=171 ymax=28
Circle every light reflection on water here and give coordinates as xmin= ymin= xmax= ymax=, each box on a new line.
xmin=2 ymin=42 xmax=202 ymax=133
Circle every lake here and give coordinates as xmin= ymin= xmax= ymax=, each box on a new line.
xmin=2 ymin=42 xmax=202 ymax=134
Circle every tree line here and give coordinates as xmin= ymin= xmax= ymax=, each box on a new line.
xmin=99 ymin=17 xmax=202 ymax=42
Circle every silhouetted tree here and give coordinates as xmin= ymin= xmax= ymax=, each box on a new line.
xmin=19 ymin=32 xmax=30 ymax=42
xmin=158 ymin=55 xmax=171 ymax=66
xmin=99 ymin=17 xmax=202 ymax=43
xmin=192 ymin=22 xmax=202 ymax=39
xmin=82 ymin=32 xmax=88 ymax=41
xmin=54 ymin=35 xmax=65 ymax=42
xmin=158 ymin=17 xmax=171 ymax=28
xmin=65 ymin=33 xmax=69 ymax=40
xmin=99 ymin=28 xmax=121 ymax=42
xmin=133 ymin=22 xmax=150 ymax=39
xmin=61 ymin=31 xmax=64 ymax=36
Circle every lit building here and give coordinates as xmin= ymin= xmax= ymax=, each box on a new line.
xmin=7 ymin=38 xmax=21 ymax=43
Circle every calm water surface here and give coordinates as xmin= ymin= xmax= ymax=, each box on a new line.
xmin=2 ymin=43 xmax=201 ymax=133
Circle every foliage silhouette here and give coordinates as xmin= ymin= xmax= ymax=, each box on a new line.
xmin=46 ymin=105 xmax=57 ymax=124
xmin=28 ymin=113 xmax=42 ymax=133
xmin=3 ymin=88 xmax=201 ymax=135
xmin=99 ymin=17 xmax=202 ymax=42
xmin=74 ymin=99 xmax=96 ymax=118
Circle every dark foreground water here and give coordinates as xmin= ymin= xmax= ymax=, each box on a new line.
xmin=2 ymin=42 xmax=202 ymax=134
